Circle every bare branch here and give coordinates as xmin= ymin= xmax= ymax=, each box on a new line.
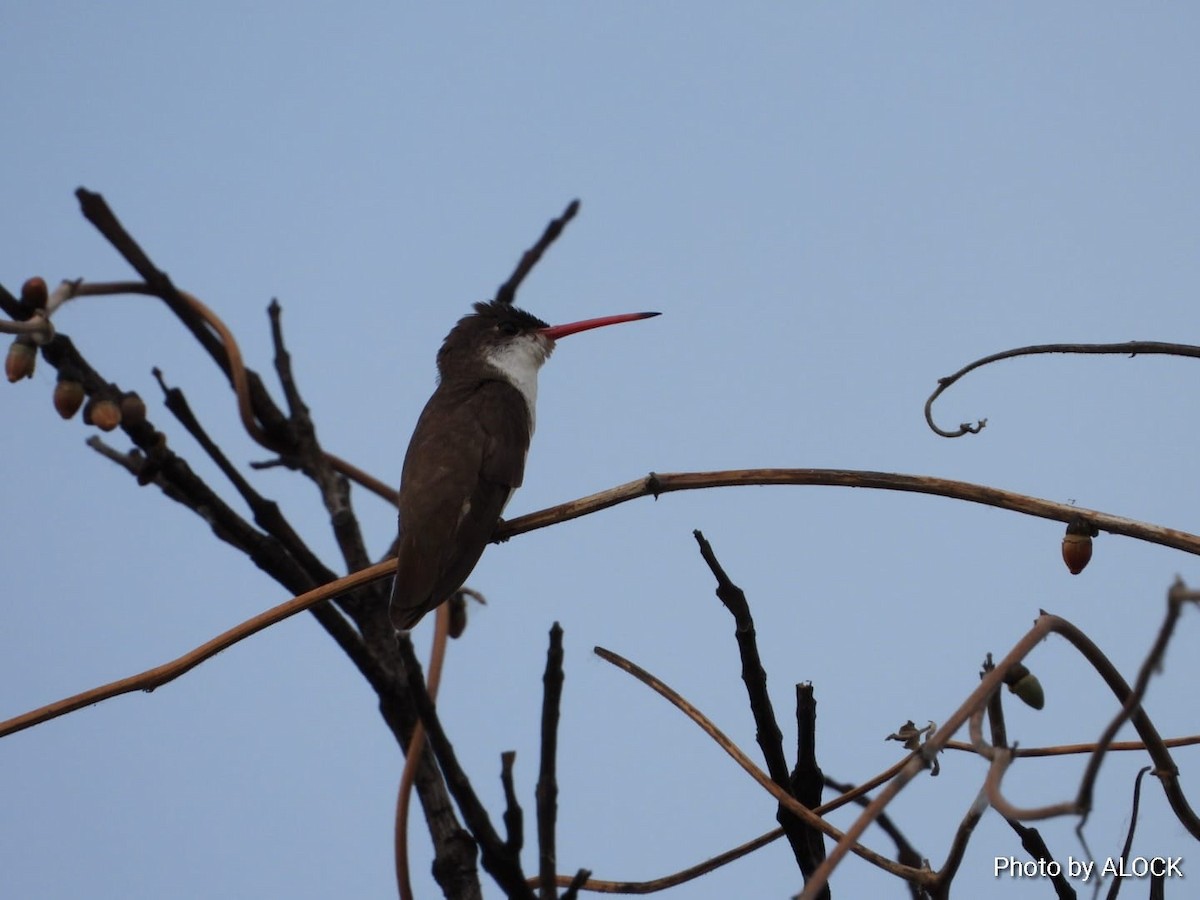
xmin=394 ymin=637 xmax=535 ymax=899
xmin=1104 ymin=768 xmax=1153 ymax=900
xmin=499 ymin=469 xmax=1200 ymax=559
xmin=925 ymin=340 xmax=1200 ymax=438
xmin=536 ymin=623 xmax=566 ymax=900
xmin=494 ymin=200 xmax=580 ymax=307
xmin=593 ymin=645 xmax=934 ymax=888
xmin=0 ymin=560 xmax=394 ymax=739
xmin=692 ymin=529 xmax=825 ymax=889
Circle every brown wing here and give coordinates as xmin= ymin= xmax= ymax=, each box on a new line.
xmin=389 ymin=380 xmax=532 ymax=629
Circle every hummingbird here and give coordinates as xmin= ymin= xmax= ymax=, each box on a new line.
xmin=389 ymin=300 xmax=659 ymax=630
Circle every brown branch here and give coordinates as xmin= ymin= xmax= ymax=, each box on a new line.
xmin=397 ymin=605 xmax=452 ymax=900
xmin=9 ymin=461 xmax=1200 ymax=771
xmin=13 ymin=463 xmax=1200 ymax=756
xmin=924 ymin=340 xmax=1200 ymax=438
xmin=1042 ymin=611 xmax=1200 ymax=838
xmin=944 ymin=733 xmax=1200 ymax=758
xmin=394 ymin=637 xmax=535 ymax=899
xmin=0 ymin=560 xmax=394 ymax=739
xmin=498 ymin=469 xmax=1200 ymax=558
xmin=533 ymin=829 xmax=785 ymax=894
xmin=799 ymin=616 xmax=1063 ymax=899
xmin=61 ymin=278 xmax=399 ymax=506
xmin=530 ymin=757 xmax=916 ymax=894
xmin=824 ymin=776 xmax=926 ymax=900
xmin=801 ymin=607 xmax=1200 ymax=899
xmin=1075 ymin=579 xmax=1199 ymax=827
xmin=593 ymin=646 xmax=934 ymax=889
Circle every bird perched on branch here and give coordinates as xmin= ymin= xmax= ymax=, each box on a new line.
xmin=389 ymin=300 xmax=658 ymax=630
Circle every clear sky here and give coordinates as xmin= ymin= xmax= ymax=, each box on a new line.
xmin=3 ymin=4 xmax=1200 ymax=899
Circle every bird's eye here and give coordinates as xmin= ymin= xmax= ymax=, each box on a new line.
xmin=498 ymin=321 xmax=519 ymax=336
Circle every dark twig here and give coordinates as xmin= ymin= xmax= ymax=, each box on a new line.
xmin=75 ymin=189 xmax=235 ymax=376
xmin=560 ymin=868 xmax=592 ymax=900
xmin=150 ymin=368 xmax=338 ymax=587
xmin=500 ymin=751 xmax=524 ymax=854
xmin=924 ymin=340 xmax=1200 ymax=438
xmin=593 ymin=645 xmax=933 ymax=887
xmin=791 ymin=685 xmax=829 ymax=886
xmin=824 ymin=776 xmax=927 ymax=900
xmin=928 ymin=660 xmax=1010 ymax=898
xmin=931 ymin=790 xmax=987 ymax=900
xmin=692 ymin=530 xmax=826 ymax=891
xmin=537 ymin=624 xmax=566 ymax=900
xmin=394 ymin=637 xmax=535 ymax=900
xmin=982 ymin=655 xmax=1009 ymax=751
xmin=1065 ymin=583 xmax=1200 ymax=834
xmin=1004 ymin=819 xmax=1076 ymax=900
xmin=494 ymin=200 xmax=580 ymax=307
xmin=1103 ymin=767 xmax=1153 ymax=900
xmin=266 ymin=299 xmax=374 ymax=580
xmin=0 ymin=280 xmax=26 ymax=319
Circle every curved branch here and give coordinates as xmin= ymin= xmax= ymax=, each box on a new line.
xmin=396 ymin=605 xmax=452 ymax=900
xmin=0 ymin=560 xmax=394 ymax=739
xmin=499 ymin=469 xmax=1200 ymax=558
xmin=8 ymin=468 xmax=1200 ymax=739
xmin=925 ymin=341 xmax=1200 ymax=438
xmin=944 ymin=733 xmax=1200 ymax=758
xmin=593 ymin=646 xmax=934 ymax=889
xmin=60 ymin=279 xmax=401 ymax=505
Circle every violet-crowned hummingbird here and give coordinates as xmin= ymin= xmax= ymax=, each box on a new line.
xmin=389 ymin=300 xmax=659 ymax=630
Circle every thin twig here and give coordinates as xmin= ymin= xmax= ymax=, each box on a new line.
xmin=396 ymin=605 xmax=452 ymax=900
xmin=593 ymin=645 xmax=934 ymax=889
xmin=494 ymin=200 xmax=580 ymax=307
xmin=692 ymin=529 xmax=825 ymax=890
xmin=0 ymin=560 xmax=394 ymax=739
xmin=531 ymin=758 xmax=914 ymax=892
xmin=1104 ymin=767 xmax=1153 ymax=900
xmin=924 ymin=340 xmax=1200 ymax=438
xmin=500 ymin=750 xmax=524 ymax=853
xmin=799 ymin=616 xmax=1064 ymax=899
xmin=1003 ymin=818 xmax=1076 ymax=900
xmin=944 ymin=734 xmax=1200 ymax=758
xmin=394 ymin=638 xmax=535 ymax=899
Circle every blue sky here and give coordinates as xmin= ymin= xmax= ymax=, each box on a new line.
xmin=4 ymin=4 xmax=1200 ymax=898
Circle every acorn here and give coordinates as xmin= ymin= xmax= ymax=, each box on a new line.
xmin=5 ymin=338 xmax=36 ymax=382
xmin=86 ymin=398 xmax=122 ymax=431
xmin=1061 ymin=515 xmax=1098 ymax=575
xmin=20 ymin=277 xmax=48 ymax=310
xmin=119 ymin=392 xmax=147 ymax=427
xmin=53 ymin=377 xmax=85 ymax=419
xmin=1004 ymin=663 xmax=1044 ymax=710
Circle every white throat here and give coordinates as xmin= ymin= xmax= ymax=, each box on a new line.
xmin=484 ymin=335 xmax=551 ymax=433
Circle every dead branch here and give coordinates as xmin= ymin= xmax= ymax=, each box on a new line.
xmin=924 ymin=340 xmax=1200 ymax=438
xmin=593 ymin=645 xmax=935 ymax=889
xmin=692 ymin=529 xmax=826 ymax=891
